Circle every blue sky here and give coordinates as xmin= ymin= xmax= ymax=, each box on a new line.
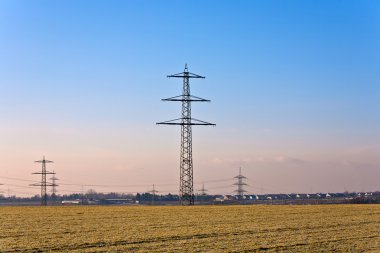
xmin=0 ymin=1 xmax=379 ymax=195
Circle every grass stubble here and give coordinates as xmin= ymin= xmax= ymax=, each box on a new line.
xmin=0 ymin=205 xmax=379 ymax=252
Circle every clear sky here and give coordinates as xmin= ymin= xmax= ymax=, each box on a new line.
xmin=0 ymin=1 xmax=379 ymax=196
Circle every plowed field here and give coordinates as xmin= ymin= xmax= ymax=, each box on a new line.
xmin=1 ymin=205 xmax=379 ymax=252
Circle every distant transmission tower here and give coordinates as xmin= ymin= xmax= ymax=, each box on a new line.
xmin=50 ymin=170 xmax=59 ymax=196
xmin=31 ymin=156 xmax=57 ymax=206
xmin=148 ymin=184 xmax=159 ymax=205
xmin=199 ymin=183 xmax=208 ymax=196
xmin=157 ymin=65 xmax=215 ymax=206
xmin=234 ymin=167 xmax=247 ymax=197
xmin=198 ymin=183 xmax=208 ymax=204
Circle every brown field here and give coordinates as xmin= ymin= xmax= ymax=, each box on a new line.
xmin=0 ymin=205 xmax=379 ymax=252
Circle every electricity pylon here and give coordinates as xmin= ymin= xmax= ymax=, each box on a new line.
xmin=31 ymin=156 xmax=57 ymax=206
xmin=148 ymin=184 xmax=159 ymax=205
xmin=157 ymin=65 xmax=215 ymax=205
xmin=234 ymin=167 xmax=247 ymax=197
xmin=50 ymin=172 xmax=59 ymax=204
xmin=50 ymin=172 xmax=59 ymax=195
xmin=198 ymin=183 xmax=208 ymax=204
xmin=199 ymin=183 xmax=207 ymax=196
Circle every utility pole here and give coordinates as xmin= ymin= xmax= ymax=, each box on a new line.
xmin=31 ymin=156 xmax=56 ymax=206
xmin=148 ymin=184 xmax=159 ymax=205
xmin=157 ymin=65 xmax=215 ymax=206
xmin=234 ymin=167 xmax=247 ymax=197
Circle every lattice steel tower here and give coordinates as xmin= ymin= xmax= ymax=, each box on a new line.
xmin=234 ymin=167 xmax=247 ymax=197
xmin=50 ymin=172 xmax=59 ymax=196
xmin=148 ymin=184 xmax=159 ymax=205
xmin=157 ymin=65 xmax=215 ymax=205
xmin=198 ymin=183 xmax=208 ymax=196
xmin=31 ymin=156 xmax=57 ymax=206
xmin=197 ymin=183 xmax=208 ymax=204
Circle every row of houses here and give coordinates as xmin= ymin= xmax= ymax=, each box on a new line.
xmin=59 ymin=192 xmax=380 ymax=205
xmin=217 ymin=192 xmax=378 ymax=201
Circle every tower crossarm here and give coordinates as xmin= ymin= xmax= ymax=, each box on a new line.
xmin=162 ymin=95 xmax=211 ymax=102
xmin=234 ymin=175 xmax=247 ymax=179
xmin=233 ymin=182 xmax=248 ymax=186
xmin=167 ymin=72 xmax=205 ymax=79
xmin=32 ymin=171 xmax=56 ymax=175
xmin=35 ymin=160 xmax=53 ymax=163
xmin=30 ymin=182 xmax=58 ymax=187
xmin=157 ymin=118 xmax=215 ymax=126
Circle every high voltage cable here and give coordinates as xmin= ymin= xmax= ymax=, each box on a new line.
xmin=0 ymin=175 xmax=232 ymax=188
xmin=0 ymin=176 xmax=36 ymax=182
xmin=5 ymin=183 xmax=37 ymax=189
xmin=7 ymin=190 xmax=37 ymax=195
xmin=1 ymin=175 xmax=290 ymax=194
xmin=0 ymin=174 xmax=237 ymax=197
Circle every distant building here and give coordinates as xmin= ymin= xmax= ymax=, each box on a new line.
xmin=62 ymin=200 xmax=80 ymax=205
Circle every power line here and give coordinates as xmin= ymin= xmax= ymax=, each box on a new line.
xmin=0 ymin=175 xmax=236 ymax=196
xmin=0 ymin=175 xmax=231 ymax=186
xmin=0 ymin=176 xmax=36 ymax=182
xmin=7 ymin=190 xmax=37 ymax=195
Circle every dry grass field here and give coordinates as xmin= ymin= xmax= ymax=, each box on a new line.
xmin=1 ymin=205 xmax=379 ymax=252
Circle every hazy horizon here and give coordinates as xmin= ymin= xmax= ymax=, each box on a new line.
xmin=1 ymin=1 xmax=379 ymax=197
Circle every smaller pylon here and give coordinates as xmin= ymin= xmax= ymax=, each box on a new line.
xmin=199 ymin=183 xmax=207 ymax=196
xmin=197 ymin=183 xmax=208 ymax=204
xmin=234 ymin=167 xmax=247 ymax=197
xmin=50 ymin=172 xmax=59 ymax=203
xmin=31 ymin=156 xmax=57 ymax=206
xmin=50 ymin=172 xmax=59 ymax=195
xmin=148 ymin=184 xmax=159 ymax=205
